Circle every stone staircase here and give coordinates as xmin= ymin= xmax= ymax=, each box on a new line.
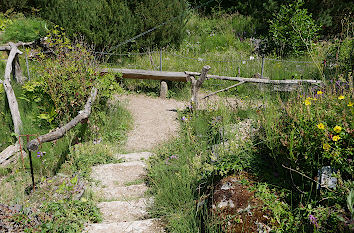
xmin=85 ymin=152 xmax=164 ymax=233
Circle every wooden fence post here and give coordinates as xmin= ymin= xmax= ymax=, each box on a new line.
xmin=187 ymin=65 xmax=210 ymax=109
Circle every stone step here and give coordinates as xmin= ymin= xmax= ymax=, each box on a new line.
xmin=115 ymin=152 xmax=153 ymax=162
xmin=94 ymin=184 xmax=148 ymax=201
xmin=85 ymin=219 xmax=164 ymax=233
xmin=97 ymin=198 xmax=153 ymax=222
xmin=91 ymin=161 xmax=146 ymax=187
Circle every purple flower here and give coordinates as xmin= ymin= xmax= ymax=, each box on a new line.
xmin=181 ymin=116 xmax=187 ymax=122
xmin=36 ymin=151 xmax=46 ymax=158
xmin=165 ymin=155 xmax=178 ymax=164
xmin=309 ymin=214 xmax=318 ymax=228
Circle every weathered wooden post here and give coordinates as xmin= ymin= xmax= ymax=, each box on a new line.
xmin=187 ymin=65 xmax=210 ymax=109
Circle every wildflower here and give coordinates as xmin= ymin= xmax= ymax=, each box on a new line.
xmin=338 ymin=95 xmax=345 ymax=100
xmin=317 ymin=123 xmax=325 ymax=130
xmin=332 ymin=135 xmax=341 ymax=142
xmin=322 ymin=143 xmax=331 ymax=151
xmin=333 ymin=125 xmax=342 ymax=133
xmin=348 ymin=102 xmax=353 ymax=107
xmin=249 ymin=56 xmax=255 ymax=60
xmin=309 ymin=214 xmax=318 ymax=228
xmin=181 ymin=116 xmax=187 ymax=122
xmin=317 ymin=90 xmax=323 ymax=95
xmin=37 ymin=151 xmax=46 ymax=158
xmin=304 ymin=99 xmax=311 ymax=106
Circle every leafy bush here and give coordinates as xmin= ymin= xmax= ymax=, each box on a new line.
xmin=324 ymin=38 xmax=354 ymax=81
xmin=1 ymin=17 xmax=47 ymax=42
xmin=269 ymin=0 xmax=320 ymax=56
xmin=23 ymin=27 xmax=122 ymax=125
xmin=36 ymin=0 xmax=188 ymax=51
xmin=0 ymin=0 xmax=31 ymax=12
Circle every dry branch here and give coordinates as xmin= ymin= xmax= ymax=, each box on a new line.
xmin=187 ymin=65 xmax=210 ymax=109
xmin=0 ymin=41 xmax=34 ymax=51
xmin=3 ymin=43 xmax=23 ymax=135
xmin=0 ymin=43 xmax=25 ymax=166
xmin=27 ymin=87 xmax=98 ymax=151
xmin=202 ymin=81 xmax=245 ymax=99
xmin=185 ymin=72 xmax=322 ymax=86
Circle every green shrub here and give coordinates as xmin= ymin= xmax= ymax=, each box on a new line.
xmin=0 ymin=0 xmax=31 ymax=12
xmin=24 ymin=27 xmax=122 ymax=125
xmin=324 ymin=38 xmax=354 ymax=81
xmin=37 ymin=0 xmax=188 ymax=51
xmin=269 ymin=0 xmax=320 ymax=56
xmin=1 ymin=17 xmax=47 ymax=42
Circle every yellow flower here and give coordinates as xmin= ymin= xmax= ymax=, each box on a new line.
xmin=317 ymin=123 xmax=325 ymax=130
xmin=348 ymin=102 xmax=353 ymax=107
xmin=322 ymin=143 xmax=331 ymax=151
xmin=338 ymin=95 xmax=345 ymax=100
xmin=304 ymin=99 xmax=311 ymax=106
xmin=332 ymin=135 xmax=341 ymax=142
xmin=333 ymin=125 xmax=342 ymax=133
xmin=317 ymin=91 xmax=323 ymax=95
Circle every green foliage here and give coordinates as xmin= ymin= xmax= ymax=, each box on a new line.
xmin=1 ymin=17 xmax=47 ymax=42
xmin=130 ymin=0 xmax=187 ymax=49
xmin=0 ymin=0 xmax=31 ymax=12
xmin=61 ymin=143 xmax=120 ymax=178
xmin=324 ymin=38 xmax=354 ymax=81
xmin=25 ymin=27 xmax=122 ymax=125
xmin=0 ymin=10 xmax=14 ymax=31
xmin=269 ymin=0 xmax=320 ymax=56
xmin=256 ymin=85 xmax=353 ymax=232
xmin=36 ymin=0 xmax=187 ymax=51
xmin=259 ymin=86 xmax=353 ymax=177
xmin=37 ymin=0 xmax=136 ymax=51
xmin=41 ymin=199 xmax=101 ymax=232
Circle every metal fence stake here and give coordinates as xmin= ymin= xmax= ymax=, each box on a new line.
xmin=261 ymin=56 xmax=265 ymax=79
xmin=160 ymin=48 xmax=162 ymax=71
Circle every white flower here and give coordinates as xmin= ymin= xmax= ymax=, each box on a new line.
xmin=249 ymin=56 xmax=255 ymax=60
xmin=242 ymin=61 xmax=246 ymax=64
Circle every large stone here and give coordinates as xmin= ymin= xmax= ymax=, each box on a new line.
xmin=115 ymin=152 xmax=153 ymax=162
xmin=91 ymin=161 xmax=146 ymax=187
xmin=97 ymin=198 xmax=153 ymax=222
xmin=85 ymin=219 xmax=164 ymax=233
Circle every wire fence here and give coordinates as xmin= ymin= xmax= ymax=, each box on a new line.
xmin=102 ymin=49 xmax=322 ymax=83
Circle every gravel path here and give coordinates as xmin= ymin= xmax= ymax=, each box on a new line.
xmin=119 ymin=94 xmax=185 ymax=152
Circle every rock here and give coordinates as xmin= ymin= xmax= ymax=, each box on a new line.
xmin=212 ymin=175 xmax=273 ymax=233
xmin=160 ymin=81 xmax=168 ymax=98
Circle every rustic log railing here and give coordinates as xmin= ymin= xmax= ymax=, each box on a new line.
xmin=0 ymin=42 xmax=26 ymax=165
xmin=27 ymin=87 xmax=98 ymax=151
